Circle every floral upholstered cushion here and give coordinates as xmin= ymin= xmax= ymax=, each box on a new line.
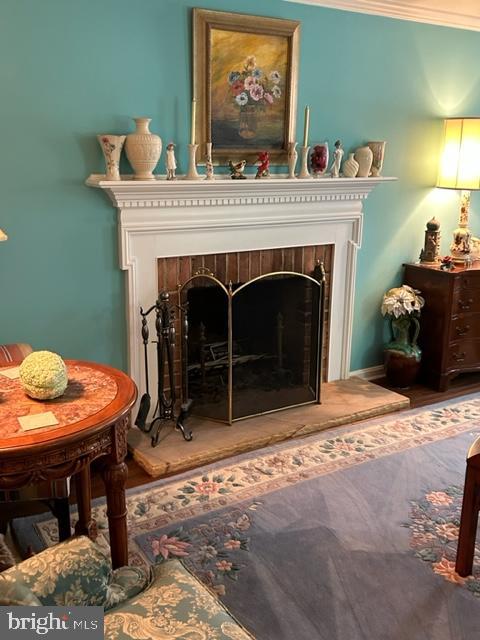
xmin=1 ymin=536 xmax=112 ymax=606
xmin=105 ymin=559 xmax=254 ymax=640
xmin=105 ymin=566 xmax=153 ymax=610
xmin=0 ymin=577 xmax=42 ymax=606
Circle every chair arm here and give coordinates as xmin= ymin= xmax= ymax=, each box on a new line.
xmin=2 ymin=536 xmax=112 ymax=606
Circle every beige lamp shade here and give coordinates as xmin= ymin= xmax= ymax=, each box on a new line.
xmin=437 ymin=118 xmax=480 ymax=190
xmin=0 ymin=228 xmax=7 ymax=242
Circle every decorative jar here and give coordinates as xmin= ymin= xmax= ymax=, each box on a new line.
xmin=125 ymin=117 xmax=162 ymax=180
xmin=354 ymin=146 xmax=374 ymax=177
xmin=342 ymin=153 xmax=359 ymax=178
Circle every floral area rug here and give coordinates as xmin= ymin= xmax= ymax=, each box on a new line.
xmin=13 ymin=394 xmax=480 ymax=640
xmin=404 ymin=485 xmax=480 ymax=595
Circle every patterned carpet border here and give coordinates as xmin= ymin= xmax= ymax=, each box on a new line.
xmin=33 ymin=395 xmax=480 ymax=565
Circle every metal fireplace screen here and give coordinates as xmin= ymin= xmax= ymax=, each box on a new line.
xmin=179 ymin=266 xmax=325 ymax=424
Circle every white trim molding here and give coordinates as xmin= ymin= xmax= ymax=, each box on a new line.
xmin=87 ymin=174 xmax=395 ymax=399
xmin=350 ymin=364 xmax=384 ymax=381
xmin=284 ymin=1 xmax=480 ymax=32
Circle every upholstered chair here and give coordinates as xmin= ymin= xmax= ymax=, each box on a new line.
xmin=0 ymin=536 xmax=255 ymax=639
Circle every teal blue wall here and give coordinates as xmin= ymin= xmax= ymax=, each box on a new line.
xmin=1 ymin=0 xmax=480 ymax=372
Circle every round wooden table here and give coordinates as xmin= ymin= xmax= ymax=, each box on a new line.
xmin=0 ymin=360 xmax=137 ymax=569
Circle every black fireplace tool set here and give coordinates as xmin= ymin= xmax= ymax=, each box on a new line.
xmin=135 ymin=292 xmax=193 ymax=447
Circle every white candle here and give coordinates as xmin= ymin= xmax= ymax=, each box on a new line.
xmin=303 ymin=105 xmax=310 ymax=148
xmin=191 ymin=99 xmax=196 ymax=145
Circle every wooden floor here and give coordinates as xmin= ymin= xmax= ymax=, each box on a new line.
xmin=373 ymin=371 xmax=480 ymax=409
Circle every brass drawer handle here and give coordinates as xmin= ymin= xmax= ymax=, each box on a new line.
xmin=452 ymin=352 xmax=466 ymax=362
xmin=458 ymin=298 xmax=474 ymax=310
xmin=456 ymin=325 xmax=471 ymax=336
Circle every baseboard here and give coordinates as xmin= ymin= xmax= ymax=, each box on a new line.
xmin=349 ymin=364 xmax=384 ymax=381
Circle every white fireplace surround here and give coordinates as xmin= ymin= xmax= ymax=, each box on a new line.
xmin=87 ymin=174 xmax=394 ymax=400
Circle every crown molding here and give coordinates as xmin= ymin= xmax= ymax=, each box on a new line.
xmin=284 ymin=1 xmax=480 ymax=32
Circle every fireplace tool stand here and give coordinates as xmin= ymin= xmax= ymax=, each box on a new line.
xmin=135 ymin=292 xmax=193 ymax=447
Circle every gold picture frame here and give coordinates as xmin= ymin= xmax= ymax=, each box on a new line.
xmin=193 ymin=8 xmax=300 ymax=165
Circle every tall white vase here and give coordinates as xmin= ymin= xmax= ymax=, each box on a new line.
xmin=125 ymin=117 xmax=162 ymax=180
xmin=97 ymin=135 xmax=125 ymax=181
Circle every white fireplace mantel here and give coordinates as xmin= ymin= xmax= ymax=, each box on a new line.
xmin=86 ymin=174 xmax=395 ymax=397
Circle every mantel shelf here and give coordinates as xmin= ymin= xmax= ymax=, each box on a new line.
xmin=86 ymin=173 xmax=397 ymax=209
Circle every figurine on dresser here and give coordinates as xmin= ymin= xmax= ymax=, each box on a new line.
xmin=419 ymin=217 xmax=441 ymax=263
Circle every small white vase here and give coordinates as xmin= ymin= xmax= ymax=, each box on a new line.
xmin=342 ymin=153 xmax=359 ymax=178
xmin=97 ymin=135 xmax=125 ymax=181
xmin=367 ymin=141 xmax=386 ymax=176
xmin=354 ymin=146 xmax=373 ymax=178
xmin=125 ymin=117 xmax=162 ymax=180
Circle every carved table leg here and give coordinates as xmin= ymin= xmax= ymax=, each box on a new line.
xmin=51 ymin=497 xmax=71 ymax=542
xmin=102 ymin=461 xmax=128 ymax=569
xmin=74 ymin=465 xmax=97 ymax=540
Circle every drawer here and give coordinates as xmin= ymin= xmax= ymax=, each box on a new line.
xmin=452 ymin=289 xmax=480 ymax=315
xmin=449 ymin=313 xmax=480 ymax=342
xmin=455 ymin=273 xmax=480 ymax=290
xmin=447 ymin=339 xmax=480 ymax=369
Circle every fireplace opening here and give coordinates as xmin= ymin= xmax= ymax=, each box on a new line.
xmin=179 ymin=266 xmax=325 ymax=424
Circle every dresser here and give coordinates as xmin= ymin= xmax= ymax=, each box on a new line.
xmin=404 ymin=263 xmax=480 ymax=391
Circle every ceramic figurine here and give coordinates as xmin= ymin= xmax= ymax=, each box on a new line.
xmin=205 ymin=142 xmax=214 ymax=180
xmin=329 ymin=140 xmax=344 ymax=178
xmin=229 ymin=159 xmax=247 ymax=179
xmin=419 ymin=217 xmax=441 ymax=264
xmin=310 ymin=143 xmax=329 ymax=177
xmin=287 ymin=142 xmax=298 ymax=178
xmin=354 ymin=145 xmax=374 ymax=177
xmin=255 ymin=151 xmax=270 ymax=179
xmin=368 ymin=141 xmax=386 ymax=177
xmin=342 ymin=153 xmax=359 ymax=178
xmin=165 ymin=142 xmax=177 ymax=180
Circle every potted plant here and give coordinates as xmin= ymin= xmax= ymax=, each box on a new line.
xmin=381 ymin=284 xmax=425 ymax=388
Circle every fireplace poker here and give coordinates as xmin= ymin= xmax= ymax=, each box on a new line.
xmin=135 ymin=307 xmax=154 ymax=430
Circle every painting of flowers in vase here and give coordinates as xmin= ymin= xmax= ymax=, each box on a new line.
xmin=193 ymin=9 xmax=300 ymax=164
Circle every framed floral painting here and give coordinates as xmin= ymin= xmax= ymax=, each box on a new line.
xmin=193 ymin=9 xmax=300 ymax=165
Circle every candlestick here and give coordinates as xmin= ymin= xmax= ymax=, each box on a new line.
xmin=287 ymin=141 xmax=298 ymax=179
xmin=302 ymin=106 xmax=310 ymax=148
xmin=190 ymin=99 xmax=196 ymax=146
xmin=185 ymin=143 xmax=201 ymax=180
xmin=298 ymin=145 xmax=312 ymax=179
xmin=205 ymin=142 xmax=214 ymax=180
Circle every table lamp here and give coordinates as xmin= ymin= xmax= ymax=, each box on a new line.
xmin=0 ymin=228 xmax=7 ymax=241
xmin=437 ymin=117 xmax=480 ymax=263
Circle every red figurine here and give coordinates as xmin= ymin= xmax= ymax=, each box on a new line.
xmin=255 ymin=151 xmax=270 ymax=179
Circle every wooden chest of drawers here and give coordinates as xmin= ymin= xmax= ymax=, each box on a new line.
xmin=404 ymin=263 xmax=480 ymax=391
